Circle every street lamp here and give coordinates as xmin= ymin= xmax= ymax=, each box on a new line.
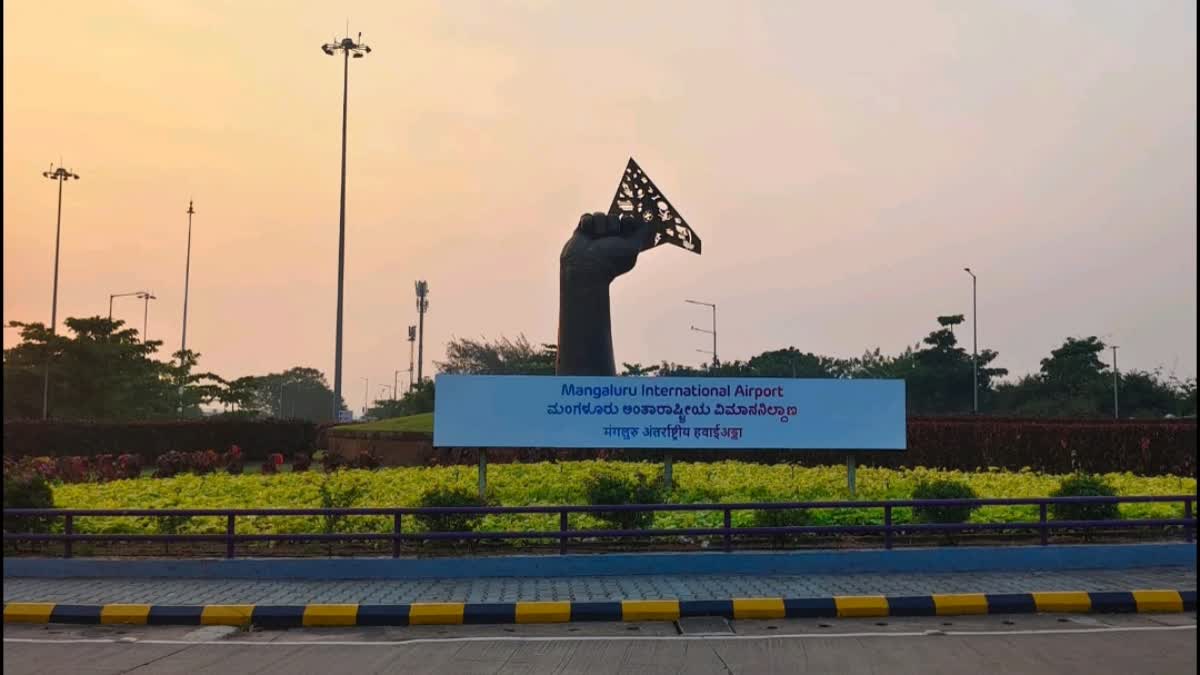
xmin=109 ymin=291 xmax=146 ymax=321
xmin=41 ymin=163 xmax=80 ymax=420
xmin=685 ymin=299 xmax=717 ymax=367
xmin=407 ymin=325 xmax=417 ymax=392
xmin=963 ymin=268 xmax=978 ymax=414
xmin=322 ymin=30 xmax=372 ymax=420
xmin=138 ymin=292 xmax=157 ymax=342
xmin=181 ymin=200 xmax=195 ymax=357
xmin=178 ymin=200 xmax=196 ymax=417
xmin=1111 ymin=345 xmax=1120 ymax=419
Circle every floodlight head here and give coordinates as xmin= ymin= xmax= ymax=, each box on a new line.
xmin=352 ymin=52 xmax=363 ymax=58
xmin=363 ymin=45 xmax=371 ymax=53
xmin=322 ymin=44 xmax=335 ymax=55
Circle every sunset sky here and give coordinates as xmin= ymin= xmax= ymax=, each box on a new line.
xmin=4 ymin=0 xmax=1196 ymax=411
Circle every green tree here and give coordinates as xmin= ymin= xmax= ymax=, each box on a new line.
xmin=243 ymin=367 xmax=347 ymax=422
xmin=3 ymin=317 xmax=221 ymax=420
xmin=904 ymin=315 xmax=1006 ymax=414
xmin=621 ymin=362 xmax=660 ymax=376
xmin=436 ymin=335 xmax=556 ymax=375
xmin=365 ymin=379 xmax=434 ymax=419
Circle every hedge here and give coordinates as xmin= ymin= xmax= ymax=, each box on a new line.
xmin=390 ymin=417 xmax=1197 ymax=477
xmin=2 ymin=419 xmax=322 ymax=462
xmin=4 ymin=416 xmax=1196 ymax=477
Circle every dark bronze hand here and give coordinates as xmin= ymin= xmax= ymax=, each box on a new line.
xmin=556 ymin=212 xmax=653 ymax=376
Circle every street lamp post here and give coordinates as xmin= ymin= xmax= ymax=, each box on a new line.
xmin=685 ymin=300 xmax=717 ymax=367
xmin=139 ymin=292 xmax=157 ymax=341
xmin=109 ymin=291 xmax=145 ymax=321
xmin=361 ymin=376 xmax=369 ymax=417
xmin=179 ymin=200 xmax=195 ymax=416
xmin=41 ymin=164 xmax=80 ymax=420
xmin=1112 ymin=345 xmax=1120 ymax=419
xmin=322 ymin=31 xmax=372 ymax=421
xmin=963 ymin=268 xmax=978 ymax=414
xmin=407 ymin=325 xmax=416 ymax=392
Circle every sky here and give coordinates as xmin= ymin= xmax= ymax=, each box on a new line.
xmin=3 ymin=0 xmax=1196 ymax=413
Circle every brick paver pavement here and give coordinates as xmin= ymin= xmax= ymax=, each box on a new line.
xmin=4 ymin=567 xmax=1194 ymax=605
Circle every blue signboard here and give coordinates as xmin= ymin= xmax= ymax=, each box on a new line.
xmin=434 ymin=375 xmax=906 ymax=450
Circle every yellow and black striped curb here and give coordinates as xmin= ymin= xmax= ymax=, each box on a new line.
xmin=4 ymin=590 xmax=1194 ymax=627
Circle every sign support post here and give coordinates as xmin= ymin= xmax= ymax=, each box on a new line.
xmin=663 ymin=454 xmax=673 ymax=491
xmin=847 ymin=454 xmax=857 ymax=498
xmin=478 ymin=449 xmax=488 ymax=499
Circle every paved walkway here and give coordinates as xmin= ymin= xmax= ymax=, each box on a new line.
xmin=5 ymin=567 xmax=1195 ymax=605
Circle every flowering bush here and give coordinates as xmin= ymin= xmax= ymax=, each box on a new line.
xmin=292 ymin=453 xmax=312 ymax=472
xmin=155 ymin=451 xmax=189 ymax=478
xmin=350 ymin=450 xmax=382 ymax=470
xmin=223 ymin=446 xmax=244 ymax=475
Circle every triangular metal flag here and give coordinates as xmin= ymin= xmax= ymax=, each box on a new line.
xmin=608 ymin=158 xmax=701 ymax=254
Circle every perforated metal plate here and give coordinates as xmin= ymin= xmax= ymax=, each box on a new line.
xmin=608 ymin=158 xmax=701 ymax=254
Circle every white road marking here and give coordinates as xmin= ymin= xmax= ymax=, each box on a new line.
xmin=3 ymin=623 xmax=1194 ymax=647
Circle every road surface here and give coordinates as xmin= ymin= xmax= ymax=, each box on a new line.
xmin=4 ymin=612 xmax=1194 ymax=674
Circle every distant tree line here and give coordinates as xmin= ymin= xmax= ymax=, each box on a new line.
xmin=435 ymin=316 xmax=1196 ymax=418
xmin=3 ymin=317 xmax=349 ymax=423
xmin=5 ymin=314 xmax=1194 ymax=423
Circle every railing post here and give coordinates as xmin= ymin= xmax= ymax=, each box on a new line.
xmin=1180 ymin=497 xmax=1190 ymax=542
xmin=226 ymin=514 xmax=236 ymax=559
xmin=1039 ymin=502 xmax=1048 ymax=546
xmin=723 ymin=508 xmax=732 ymax=552
xmin=63 ymin=514 xmax=73 ymax=559
xmin=884 ymin=505 xmax=893 ymax=550
xmin=560 ymin=510 xmax=569 ymax=555
xmin=393 ymin=513 xmax=402 ymax=558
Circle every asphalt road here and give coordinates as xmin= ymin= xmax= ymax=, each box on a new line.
xmin=4 ymin=613 xmax=1195 ymax=674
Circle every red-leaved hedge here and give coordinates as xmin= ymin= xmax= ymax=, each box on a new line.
xmin=2 ymin=419 xmax=319 ymax=462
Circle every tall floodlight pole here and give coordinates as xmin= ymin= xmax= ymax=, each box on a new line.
xmin=1112 ymin=345 xmax=1120 ymax=419
xmin=322 ymin=31 xmax=372 ymax=420
xmin=415 ymin=282 xmax=429 ymax=383
xmin=179 ymin=200 xmax=195 ymax=416
xmin=42 ymin=164 xmax=80 ymax=420
xmin=139 ymin=292 xmax=157 ymax=341
xmin=407 ymin=325 xmax=416 ymax=392
xmin=392 ymin=370 xmax=399 ymax=400
xmin=685 ymin=300 xmax=718 ymax=367
xmin=963 ymin=268 xmax=978 ymax=413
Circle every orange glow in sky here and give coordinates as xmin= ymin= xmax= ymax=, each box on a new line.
xmin=4 ymin=1 xmax=1196 ymax=408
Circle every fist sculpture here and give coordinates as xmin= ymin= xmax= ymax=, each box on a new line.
xmin=556 ymin=212 xmax=652 ymax=376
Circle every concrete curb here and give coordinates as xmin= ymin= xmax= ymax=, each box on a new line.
xmin=4 ymin=590 xmax=1195 ymax=627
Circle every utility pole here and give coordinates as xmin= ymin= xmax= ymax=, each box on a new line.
xmin=407 ymin=325 xmax=416 ymax=392
xmin=1112 ymin=345 xmax=1120 ymax=419
xmin=321 ymin=30 xmax=372 ymax=421
xmin=685 ymin=299 xmax=718 ymax=367
xmin=393 ymin=370 xmax=399 ymax=400
xmin=41 ymin=164 xmax=80 ymax=420
xmin=415 ymin=281 xmax=429 ymax=384
xmin=963 ymin=268 xmax=978 ymax=413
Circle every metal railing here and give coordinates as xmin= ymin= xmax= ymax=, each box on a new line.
xmin=3 ymin=495 xmax=1193 ymax=559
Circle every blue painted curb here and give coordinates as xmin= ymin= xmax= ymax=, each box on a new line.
xmin=4 ymin=590 xmax=1195 ymax=627
xmin=4 ymin=543 xmax=1194 ymax=580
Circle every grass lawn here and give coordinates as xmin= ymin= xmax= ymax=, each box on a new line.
xmin=337 ymin=412 xmax=433 ymax=434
